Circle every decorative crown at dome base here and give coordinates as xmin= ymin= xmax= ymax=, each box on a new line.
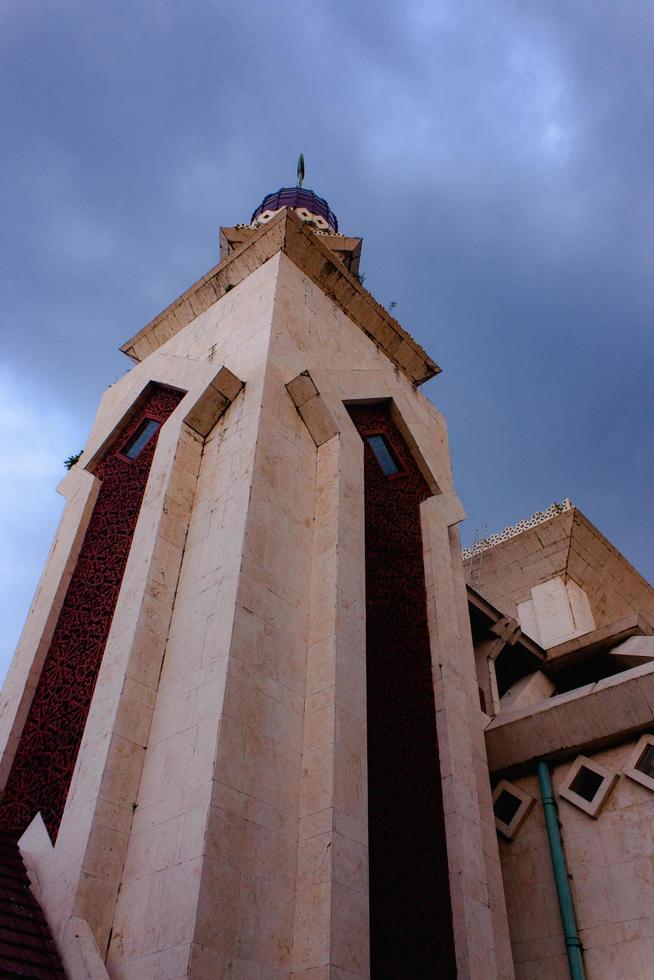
xmin=250 ymin=186 xmax=338 ymax=233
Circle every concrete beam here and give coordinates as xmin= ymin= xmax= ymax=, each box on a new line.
xmin=486 ymin=662 xmax=654 ymax=775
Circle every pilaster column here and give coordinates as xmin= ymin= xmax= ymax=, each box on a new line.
xmin=422 ymin=493 xmax=514 ymax=979
xmin=292 ymin=429 xmax=369 ymax=979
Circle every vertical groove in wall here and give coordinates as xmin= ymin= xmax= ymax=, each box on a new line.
xmin=0 ymin=387 xmax=183 ymax=840
xmin=347 ymin=402 xmax=456 ymax=978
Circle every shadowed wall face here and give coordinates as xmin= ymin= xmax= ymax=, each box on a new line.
xmin=0 ymin=386 xmax=182 ymax=840
xmin=347 ymin=402 xmax=456 ymax=978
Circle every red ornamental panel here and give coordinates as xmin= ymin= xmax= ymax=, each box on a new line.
xmin=0 ymin=386 xmax=183 ymax=841
xmin=347 ymin=402 xmax=456 ymax=978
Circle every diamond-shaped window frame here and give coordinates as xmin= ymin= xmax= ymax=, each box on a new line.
xmin=559 ymin=754 xmax=617 ymax=818
xmin=492 ymin=779 xmax=536 ymax=840
xmin=624 ymin=734 xmax=654 ymax=794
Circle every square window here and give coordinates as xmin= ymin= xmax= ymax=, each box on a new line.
xmin=624 ymin=734 xmax=654 ymax=793
xmin=569 ymin=765 xmax=604 ymax=803
xmin=559 ymin=755 xmax=617 ymax=817
xmin=494 ymin=789 xmax=522 ymax=826
xmin=120 ymin=418 xmax=161 ymax=460
xmin=637 ymin=744 xmax=654 ymax=780
xmin=492 ymin=779 xmax=535 ymax=840
xmin=366 ymin=434 xmax=401 ymax=476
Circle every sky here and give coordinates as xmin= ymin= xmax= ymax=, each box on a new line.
xmin=1 ymin=0 xmax=652 ymax=681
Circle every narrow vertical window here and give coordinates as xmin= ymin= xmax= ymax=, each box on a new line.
xmin=366 ymin=433 xmax=401 ymax=475
xmin=121 ymin=418 xmax=162 ymax=460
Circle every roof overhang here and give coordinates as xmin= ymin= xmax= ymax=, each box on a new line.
xmin=121 ymin=209 xmax=440 ymax=385
xmin=220 ymin=224 xmax=363 ymax=278
xmin=543 ymin=612 xmax=653 ymax=673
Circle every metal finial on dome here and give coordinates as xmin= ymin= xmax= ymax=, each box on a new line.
xmin=250 ymin=156 xmax=338 ymax=232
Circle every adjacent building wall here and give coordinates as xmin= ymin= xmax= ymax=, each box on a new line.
xmin=464 ymin=510 xmax=574 ymax=620
xmin=566 ymin=512 xmax=654 ymax=630
xmin=6 ymin=255 xmax=280 ymax=978
xmin=467 ymin=509 xmax=654 ymax=643
xmin=497 ymin=740 xmax=654 ymax=979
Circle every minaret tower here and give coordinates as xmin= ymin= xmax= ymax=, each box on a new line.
xmin=0 ymin=168 xmax=513 ymax=978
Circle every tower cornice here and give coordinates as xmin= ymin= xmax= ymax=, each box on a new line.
xmin=120 ymin=208 xmax=441 ymax=385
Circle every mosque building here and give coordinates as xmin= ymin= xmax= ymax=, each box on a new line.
xmin=0 ymin=168 xmax=652 ymax=979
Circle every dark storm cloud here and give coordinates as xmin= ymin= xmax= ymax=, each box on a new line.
xmin=1 ymin=0 xmax=652 ymax=673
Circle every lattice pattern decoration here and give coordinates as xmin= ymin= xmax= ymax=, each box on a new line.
xmin=347 ymin=403 xmax=456 ymax=978
xmin=0 ymin=386 xmax=183 ymax=840
xmin=462 ymin=498 xmax=573 ymax=560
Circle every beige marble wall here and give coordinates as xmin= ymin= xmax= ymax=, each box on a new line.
xmin=498 ymin=741 xmax=654 ymax=979
xmin=273 ymin=254 xmax=509 ymax=979
xmin=104 ymin=257 xmax=281 ymax=979
xmin=18 ymin=404 xmax=204 ymax=977
xmin=9 ymin=257 xmax=279 ymax=978
xmin=290 ymin=421 xmax=368 ymax=980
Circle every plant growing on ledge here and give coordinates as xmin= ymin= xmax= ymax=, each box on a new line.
xmin=64 ymin=451 xmax=83 ymax=470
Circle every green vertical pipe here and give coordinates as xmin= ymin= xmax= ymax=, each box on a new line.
xmin=536 ymin=760 xmax=586 ymax=980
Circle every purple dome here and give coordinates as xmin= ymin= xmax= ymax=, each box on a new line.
xmin=251 ymin=187 xmax=338 ymax=232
